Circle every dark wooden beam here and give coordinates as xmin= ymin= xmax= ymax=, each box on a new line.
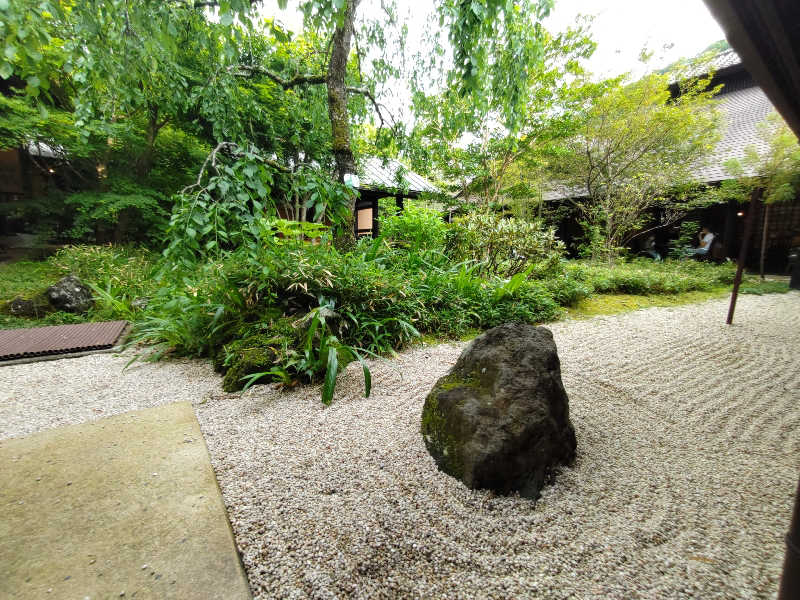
xmin=371 ymin=195 xmax=379 ymax=238
xmin=726 ymin=188 xmax=761 ymax=325
xmin=703 ymin=0 xmax=800 ymax=137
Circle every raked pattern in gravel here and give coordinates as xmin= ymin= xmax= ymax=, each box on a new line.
xmin=1 ymin=292 xmax=799 ymax=599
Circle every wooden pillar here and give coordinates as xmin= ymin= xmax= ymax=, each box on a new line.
xmin=727 ymin=188 xmax=762 ymax=325
xmin=723 ymin=199 xmax=737 ymax=258
xmin=352 ymin=191 xmax=361 ymax=237
xmin=371 ymin=195 xmax=379 ymax=237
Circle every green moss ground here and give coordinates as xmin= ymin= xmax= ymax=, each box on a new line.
xmin=565 ymin=279 xmax=790 ymax=320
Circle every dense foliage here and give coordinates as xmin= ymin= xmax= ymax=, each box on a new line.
xmin=3 ymin=2 xmax=793 ymax=406
xmin=558 ymin=67 xmax=721 ymax=262
xmin=3 ymin=203 xmax=771 ymax=404
xmin=136 ymin=205 xmax=569 ymax=399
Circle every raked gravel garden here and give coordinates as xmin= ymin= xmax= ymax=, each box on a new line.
xmin=2 ymin=292 xmax=799 ymax=599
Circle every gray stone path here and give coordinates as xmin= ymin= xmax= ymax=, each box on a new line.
xmin=0 ymin=402 xmax=251 ymax=599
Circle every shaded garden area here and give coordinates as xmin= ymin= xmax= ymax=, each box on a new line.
xmin=0 ymin=0 xmax=797 ymax=402
xmin=1 ymin=213 xmax=787 ymax=400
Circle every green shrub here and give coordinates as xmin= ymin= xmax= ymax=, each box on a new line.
xmin=446 ymin=211 xmax=565 ymax=277
xmin=0 ymin=260 xmax=61 ymax=301
xmin=63 ymin=178 xmax=169 ymax=245
xmin=379 ymin=201 xmax=448 ymax=254
xmin=669 ymin=220 xmax=701 ymax=259
xmin=48 ymin=245 xmax=158 ymax=321
xmin=566 ymin=258 xmax=736 ymax=295
xmin=739 ymin=280 xmax=791 ymax=295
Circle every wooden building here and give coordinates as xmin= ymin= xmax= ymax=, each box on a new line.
xmin=353 ymin=157 xmax=439 ymax=238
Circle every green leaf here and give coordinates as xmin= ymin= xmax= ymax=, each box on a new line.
xmin=321 ymin=346 xmax=338 ymax=405
xmin=0 ymin=0 xmax=8 ymax=9
xmin=351 ymin=349 xmax=371 ymax=398
xmin=0 ymin=62 xmax=11 ymax=80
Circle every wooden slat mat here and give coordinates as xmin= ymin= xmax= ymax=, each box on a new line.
xmin=0 ymin=321 xmax=128 ymax=362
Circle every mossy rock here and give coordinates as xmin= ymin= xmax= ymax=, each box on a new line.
xmin=2 ymin=294 xmax=52 ymax=318
xmin=420 ymin=322 xmax=576 ymax=500
xmin=214 ymin=317 xmax=298 ymax=376
xmin=221 ymin=345 xmax=279 ymax=393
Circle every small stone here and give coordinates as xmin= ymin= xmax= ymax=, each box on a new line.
xmin=45 ymin=275 xmax=94 ymax=313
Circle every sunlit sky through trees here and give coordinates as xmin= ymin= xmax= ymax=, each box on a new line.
xmin=253 ymin=0 xmax=726 ymax=128
xmin=260 ymin=0 xmax=725 ymax=79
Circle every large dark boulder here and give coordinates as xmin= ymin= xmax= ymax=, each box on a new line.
xmin=421 ymin=323 xmax=576 ymax=499
xmin=46 ymin=276 xmax=94 ymax=313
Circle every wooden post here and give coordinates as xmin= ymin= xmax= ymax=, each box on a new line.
xmin=726 ymin=188 xmax=762 ymax=325
xmin=759 ymin=203 xmax=769 ymax=279
xmin=371 ymin=195 xmax=379 ymax=238
xmin=778 ymin=476 xmax=800 ymax=600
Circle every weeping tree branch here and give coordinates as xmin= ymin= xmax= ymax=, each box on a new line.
xmin=234 ymin=64 xmax=326 ymax=88
xmin=186 ymin=141 xmax=295 ymax=197
xmin=346 ymin=86 xmax=393 ymax=131
xmin=184 ymin=141 xmax=238 ymax=193
xmin=232 ymin=66 xmax=394 ymax=133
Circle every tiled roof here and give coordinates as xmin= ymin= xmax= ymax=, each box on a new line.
xmin=692 ymin=85 xmax=773 ymax=182
xmin=542 ymin=183 xmax=586 ymax=202
xmin=712 ymin=49 xmax=744 ymax=72
xmin=358 ymin=157 xmax=439 ymax=194
xmin=667 ymin=48 xmax=742 ymax=81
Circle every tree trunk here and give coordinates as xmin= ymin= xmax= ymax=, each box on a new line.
xmin=327 ymin=0 xmax=360 ymax=185
xmin=605 ymin=195 xmax=614 ymax=265
xmin=136 ymin=105 xmax=166 ymax=178
xmin=759 ymin=202 xmax=769 ymax=279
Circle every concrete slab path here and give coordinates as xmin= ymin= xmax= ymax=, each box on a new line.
xmin=0 ymin=402 xmax=251 ymax=599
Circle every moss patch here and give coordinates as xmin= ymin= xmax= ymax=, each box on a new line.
xmin=216 ymin=317 xmax=298 ymax=391
xmin=221 ymin=345 xmax=278 ymax=392
xmin=420 ymin=389 xmax=465 ymax=480
xmin=420 ymin=368 xmax=492 ymax=481
xmin=565 ymin=288 xmax=731 ymax=319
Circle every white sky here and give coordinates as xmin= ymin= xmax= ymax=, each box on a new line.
xmin=260 ymin=0 xmax=725 ymax=80
xmin=544 ymin=0 xmax=726 ymax=79
xmin=256 ymin=0 xmax=726 ymax=129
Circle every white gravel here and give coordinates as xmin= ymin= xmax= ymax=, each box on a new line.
xmin=1 ymin=292 xmax=799 ymax=599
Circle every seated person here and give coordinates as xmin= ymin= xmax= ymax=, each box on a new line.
xmin=642 ymin=235 xmax=661 ymax=260
xmin=686 ymin=227 xmax=715 ymax=257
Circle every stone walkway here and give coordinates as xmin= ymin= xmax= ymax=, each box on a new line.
xmin=0 ymin=402 xmax=250 ymax=599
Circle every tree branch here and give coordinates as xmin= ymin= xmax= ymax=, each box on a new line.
xmin=192 ymin=0 xmax=261 ymax=8
xmin=234 ymin=64 xmax=326 ymax=88
xmin=346 ymin=86 xmax=393 ymax=131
